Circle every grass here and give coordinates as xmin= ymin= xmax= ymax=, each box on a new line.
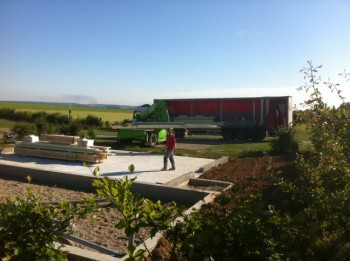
xmin=92 ymin=134 xmax=275 ymax=160
xmin=293 ymin=124 xmax=309 ymax=141
xmin=92 ymin=124 xmax=310 ymax=159
xmin=0 ymin=119 xmax=18 ymax=129
xmin=176 ymin=142 xmax=271 ymax=159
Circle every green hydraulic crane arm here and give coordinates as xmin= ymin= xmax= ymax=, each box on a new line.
xmin=140 ymin=100 xmax=169 ymax=122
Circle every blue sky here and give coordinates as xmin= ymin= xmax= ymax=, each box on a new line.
xmin=0 ymin=0 xmax=349 ymax=107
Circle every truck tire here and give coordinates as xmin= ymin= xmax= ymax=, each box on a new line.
xmin=174 ymin=129 xmax=185 ymax=138
xmin=222 ymin=129 xmax=232 ymax=140
xmin=237 ymin=130 xmax=246 ymax=140
xmin=253 ymin=130 xmax=266 ymax=141
xmin=150 ymin=132 xmax=158 ymax=147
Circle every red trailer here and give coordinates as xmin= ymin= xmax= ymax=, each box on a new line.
xmin=155 ymin=96 xmax=293 ymax=140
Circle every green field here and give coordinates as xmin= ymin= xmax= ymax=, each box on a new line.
xmin=0 ymin=101 xmax=133 ymax=123
xmin=0 ymin=119 xmax=19 ymax=135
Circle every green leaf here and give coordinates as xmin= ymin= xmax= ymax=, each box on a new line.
xmin=93 ymin=166 xmax=100 ymax=177
xmin=293 ymin=212 xmax=306 ymax=225
xmin=128 ymin=164 xmax=135 ymax=172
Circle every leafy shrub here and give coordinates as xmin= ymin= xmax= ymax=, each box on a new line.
xmin=0 ymin=108 xmax=16 ymax=120
xmin=288 ymin=61 xmax=350 ymax=258
xmin=46 ymin=112 xmax=69 ymax=125
xmin=78 ymin=129 xmax=88 ymax=138
xmin=84 ymin=114 xmax=102 ymax=128
xmin=57 ymin=120 xmax=84 ymax=136
xmin=92 ymin=176 xmax=182 ymax=260
xmin=31 ymin=111 xmax=48 ymax=121
xmin=0 ymin=188 xmax=94 ymax=260
xmin=12 ymin=123 xmax=36 ymax=140
xmin=87 ymin=128 xmax=96 ymax=139
xmin=270 ymin=127 xmax=299 ymax=154
xmin=104 ymin=120 xmax=111 ymax=129
xmin=13 ymin=111 xmax=32 ymax=121
xmin=34 ymin=117 xmax=56 ymax=135
xmin=172 ymin=188 xmax=285 ymax=260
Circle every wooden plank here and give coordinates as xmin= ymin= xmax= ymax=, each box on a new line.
xmin=14 ymin=142 xmax=108 ymax=163
xmin=40 ymin=134 xmax=80 ymax=145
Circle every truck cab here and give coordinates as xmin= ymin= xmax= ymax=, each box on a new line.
xmin=116 ymin=101 xmax=170 ymax=146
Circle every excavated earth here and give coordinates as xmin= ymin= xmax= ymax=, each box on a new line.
xmin=0 ymin=155 xmax=296 ymax=257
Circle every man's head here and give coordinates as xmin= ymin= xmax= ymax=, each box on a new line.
xmin=167 ymin=128 xmax=172 ymax=134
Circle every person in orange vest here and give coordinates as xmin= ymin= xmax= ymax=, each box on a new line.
xmin=161 ymin=128 xmax=176 ymax=171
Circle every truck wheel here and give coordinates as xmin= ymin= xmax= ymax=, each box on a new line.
xmin=174 ymin=129 xmax=185 ymax=138
xmin=150 ymin=133 xmax=158 ymax=146
xmin=253 ymin=130 xmax=266 ymax=141
xmin=222 ymin=129 xmax=232 ymax=139
xmin=237 ymin=131 xmax=246 ymax=140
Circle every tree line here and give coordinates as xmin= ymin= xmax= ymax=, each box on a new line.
xmin=0 ymin=108 xmax=105 ymax=140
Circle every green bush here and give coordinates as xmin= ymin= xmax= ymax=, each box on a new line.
xmin=0 ymin=188 xmax=94 ymax=260
xmin=270 ymin=127 xmax=299 ymax=154
xmin=12 ymin=123 xmax=36 ymax=140
xmin=31 ymin=111 xmax=48 ymax=122
xmin=92 ymin=176 xmax=182 ymax=260
xmin=289 ymin=61 xmax=350 ymax=258
xmin=46 ymin=112 xmax=69 ymax=125
xmin=0 ymin=108 xmax=16 ymax=120
xmin=34 ymin=117 xmax=56 ymax=135
xmin=84 ymin=114 xmax=102 ymax=128
xmin=57 ymin=120 xmax=84 ymax=136
xmin=87 ymin=128 xmax=96 ymax=139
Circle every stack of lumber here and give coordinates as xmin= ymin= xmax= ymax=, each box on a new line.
xmin=14 ymin=134 xmax=110 ymax=163
xmin=40 ymin=134 xmax=80 ymax=145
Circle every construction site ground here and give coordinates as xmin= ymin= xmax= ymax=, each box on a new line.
xmin=0 ymin=153 xmax=296 ymax=258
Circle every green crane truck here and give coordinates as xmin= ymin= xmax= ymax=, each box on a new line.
xmin=113 ymin=100 xmax=171 ymax=146
xmin=112 ymin=100 xmax=220 ymax=146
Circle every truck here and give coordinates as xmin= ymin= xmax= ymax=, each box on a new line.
xmin=113 ymin=96 xmax=293 ymax=145
xmin=113 ymin=100 xmax=219 ymax=145
xmin=156 ymin=96 xmax=293 ymax=140
xmin=113 ymin=100 xmax=181 ymax=146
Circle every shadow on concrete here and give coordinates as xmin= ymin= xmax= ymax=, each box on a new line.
xmin=113 ymin=151 xmax=161 ymax=156
xmin=0 ymin=154 xmax=84 ymax=166
xmin=101 ymin=169 xmax=162 ymax=177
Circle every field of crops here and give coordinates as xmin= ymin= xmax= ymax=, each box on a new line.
xmin=0 ymin=101 xmax=133 ymax=123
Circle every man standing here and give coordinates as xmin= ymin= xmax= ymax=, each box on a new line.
xmin=161 ymin=128 xmax=176 ymax=171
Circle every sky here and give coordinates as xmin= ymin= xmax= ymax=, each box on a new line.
xmin=0 ymin=0 xmax=349 ymax=108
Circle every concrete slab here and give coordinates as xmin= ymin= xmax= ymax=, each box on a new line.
xmin=0 ymin=149 xmax=227 ymax=260
xmin=0 ymin=150 xmax=215 ymax=185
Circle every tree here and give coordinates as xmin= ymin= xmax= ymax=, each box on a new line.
xmin=12 ymin=123 xmax=36 ymax=140
xmin=85 ymin=114 xmax=102 ymax=128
